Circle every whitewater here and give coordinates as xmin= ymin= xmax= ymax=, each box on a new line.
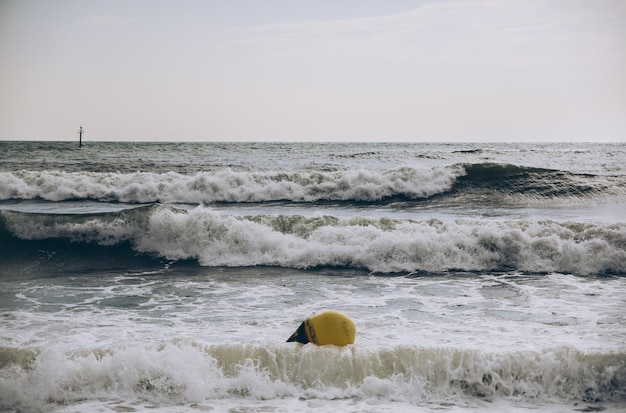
xmin=1 ymin=141 xmax=625 ymax=412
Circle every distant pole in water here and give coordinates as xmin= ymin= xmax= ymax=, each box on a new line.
xmin=78 ymin=126 xmax=84 ymax=148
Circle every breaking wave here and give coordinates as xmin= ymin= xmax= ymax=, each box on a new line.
xmin=1 ymin=342 xmax=624 ymax=412
xmin=0 ymin=163 xmax=619 ymax=205
xmin=2 ymin=205 xmax=625 ymax=276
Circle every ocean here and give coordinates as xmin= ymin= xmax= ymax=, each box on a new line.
xmin=0 ymin=141 xmax=624 ymax=413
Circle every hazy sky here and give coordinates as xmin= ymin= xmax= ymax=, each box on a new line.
xmin=1 ymin=0 xmax=624 ymax=142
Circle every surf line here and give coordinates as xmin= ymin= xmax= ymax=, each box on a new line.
xmin=287 ymin=311 xmax=356 ymax=346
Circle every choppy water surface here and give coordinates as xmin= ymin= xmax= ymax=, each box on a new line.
xmin=1 ymin=141 xmax=625 ymax=412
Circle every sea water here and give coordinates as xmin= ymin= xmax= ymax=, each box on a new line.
xmin=0 ymin=141 xmax=625 ymax=412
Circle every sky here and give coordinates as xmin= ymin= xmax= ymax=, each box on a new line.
xmin=0 ymin=0 xmax=625 ymax=142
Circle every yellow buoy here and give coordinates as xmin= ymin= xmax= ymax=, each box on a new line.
xmin=287 ymin=310 xmax=356 ymax=346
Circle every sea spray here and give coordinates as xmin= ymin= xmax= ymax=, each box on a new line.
xmin=2 ymin=206 xmax=624 ymax=275
xmin=1 ymin=342 xmax=624 ymax=413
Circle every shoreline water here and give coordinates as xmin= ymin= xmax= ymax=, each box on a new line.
xmin=1 ymin=142 xmax=624 ymax=412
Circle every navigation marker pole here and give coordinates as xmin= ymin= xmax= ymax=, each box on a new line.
xmin=78 ymin=126 xmax=84 ymax=148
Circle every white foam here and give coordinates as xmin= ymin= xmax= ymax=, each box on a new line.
xmin=4 ymin=205 xmax=625 ymax=275
xmin=3 ymin=266 xmax=625 ymax=412
xmin=136 ymin=207 xmax=626 ymax=275
xmin=2 ymin=341 xmax=624 ymax=413
xmin=0 ymin=166 xmax=459 ymax=203
xmin=7 ymin=269 xmax=625 ymax=353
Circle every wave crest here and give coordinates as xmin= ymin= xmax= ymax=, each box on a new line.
xmin=2 ymin=206 xmax=625 ymax=276
xmin=0 ymin=166 xmax=459 ymax=204
xmin=1 ymin=342 xmax=624 ymax=412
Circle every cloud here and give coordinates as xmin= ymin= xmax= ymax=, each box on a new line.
xmin=238 ymin=0 xmax=625 ymax=65
xmin=216 ymin=0 xmax=625 ymax=141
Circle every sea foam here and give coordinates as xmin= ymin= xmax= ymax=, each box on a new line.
xmin=3 ymin=206 xmax=625 ymax=275
xmin=1 ymin=341 xmax=624 ymax=413
xmin=0 ymin=166 xmax=459 ymax=204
